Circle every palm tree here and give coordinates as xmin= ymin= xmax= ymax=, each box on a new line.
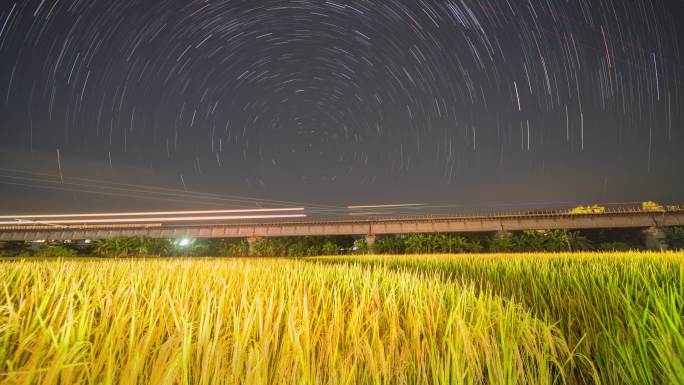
xmin=93 ymin=238 xmax=121 ymax=257
xmin=93 ymin=237 xmax=137 ymax=257
xmin=466 ymin=239 xmax=484 ymax=253
xmin=216 ymin=240 xmax=249 ymax=257
xmin=93 ymin=239 xmax=110 ymax=256
xmin=513 ymin=231 xmax=545 ymax=252
xmin=404 ymin=234 xmax=425 ymax=254
xmin=489 ymin=234 xmax=515 ymax=252
xmin=446 ymin=235 xmax=469 ymax=253
xmin=566 ymin=231 xmax=593 ymax=251
xmin=321 ymin=241 xmax=339 ymax=255
xmin=114 ymin=237 xmax=135 ymax=257
xmin=147 ymin=238 xmax=173 ymax=256
xmin=132 ymin=237 xmax=150 ymax=256
xmin=542 ymin=230 xmax=570 ymax=252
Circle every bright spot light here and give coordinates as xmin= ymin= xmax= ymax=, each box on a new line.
xmin=178 ymin=238 xmax=191 ymax=247
xmin=84 ymin=239 xmax=92 ymax=244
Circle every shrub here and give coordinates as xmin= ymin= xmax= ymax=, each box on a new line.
xmin=93 ymin=237 xmax=174 ymax=257
xmin=488 ymin=234 xmax=516 ymax=252
xmin=374 ymin=236 xmax=406 ymax=254
xmin=664 ymin=227 xmax=684 ymax=250
xmin=213 ymin=239 xmax=250 ymax=257
xmin=567 ymin=231 xmax=593 ymax=251
xmin=321 ymin=241 xmax=339 ymax=255
xmin=33 ymin=246 xmax=78 ymax=258
xmin=353 ymin=238 xmax=369 ymax=254
xmin=249 ymin=237 xmax=345 ymax=257
xmin=503 ymin=230 xmax=593 ymax=252
xmin=0 ymin=241 xmax=31 ymax=256
xmin=596 ymin=242 xmax=632 ymax=252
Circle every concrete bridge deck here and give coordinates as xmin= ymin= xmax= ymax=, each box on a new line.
xmin=0 ymin=208 xmax=682 ymax=241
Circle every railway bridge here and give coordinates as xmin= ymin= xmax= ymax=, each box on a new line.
xmin=1 ymin=208 xmax=682 ymax=251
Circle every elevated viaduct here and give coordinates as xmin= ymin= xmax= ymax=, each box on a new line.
xmin=1 ymin=208 xmax=682 ymax=250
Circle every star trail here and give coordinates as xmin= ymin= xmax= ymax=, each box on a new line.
xmin=0 ymin=0 xmax=682 ymax=211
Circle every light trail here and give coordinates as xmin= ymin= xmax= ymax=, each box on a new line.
xmin=0 ymin=207 xmax=305 ymax=220
xmin=489 ymin=201 xmax=574 ymax=207
xmin=347 ymin=212 xmax=389 ymax=216
xmin=0 ymin=214 xmax=306 ymax=225
xmin=347 ymin=203 xmax=424 ymax=209
xmin=0 ymin=168 xmax=345 ymax=210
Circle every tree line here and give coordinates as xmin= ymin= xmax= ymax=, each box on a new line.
xmin=1 ymin=227 xmax=683 ymax=257
xmin=372 ymin=230 xmax=592 ymax=254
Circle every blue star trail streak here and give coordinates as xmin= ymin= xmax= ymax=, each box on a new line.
xmin=0 ymin=0 xmax=682 ymax=211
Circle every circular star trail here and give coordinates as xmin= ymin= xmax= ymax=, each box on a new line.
xmin=0 ymin=0 xmax=682 ymax=208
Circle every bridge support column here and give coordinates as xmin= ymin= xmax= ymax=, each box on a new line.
xmin=364 ymin=234 xmax=376 ymax=254
xmin=643 ymin=227 xmax=668 ymax=251
xmin=246 ymin=237 xmax=259 ymax=256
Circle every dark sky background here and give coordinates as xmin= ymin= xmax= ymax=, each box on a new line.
xmin=0 ymin=0 xmax=683 ymax=214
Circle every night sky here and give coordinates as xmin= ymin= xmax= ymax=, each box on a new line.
xmin=0 ymin=0 xmax=683 ymax=213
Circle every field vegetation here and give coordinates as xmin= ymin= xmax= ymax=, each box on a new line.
xmin=2 ymin=257 xmax=577 ymax=385
xmin=313 ymin=252 xmax=684 ymax=384
xmin=0 ymin=252 xmax=682 ymax=384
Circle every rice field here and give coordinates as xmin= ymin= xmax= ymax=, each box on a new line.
xmin=0 ymin=252 xmax=682 ymax=384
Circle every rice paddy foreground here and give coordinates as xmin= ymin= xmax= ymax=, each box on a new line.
xmin=1 ymin=252 xmax=682 ymax=384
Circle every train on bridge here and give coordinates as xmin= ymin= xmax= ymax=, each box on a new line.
xmin=537 ymin=201 xmax=680 ymax=215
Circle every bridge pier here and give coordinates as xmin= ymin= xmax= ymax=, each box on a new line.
xmin=643 ymin=227 xmax=668 ymax=251
xmin=364 ymin=234 xmax=376 ymax=254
